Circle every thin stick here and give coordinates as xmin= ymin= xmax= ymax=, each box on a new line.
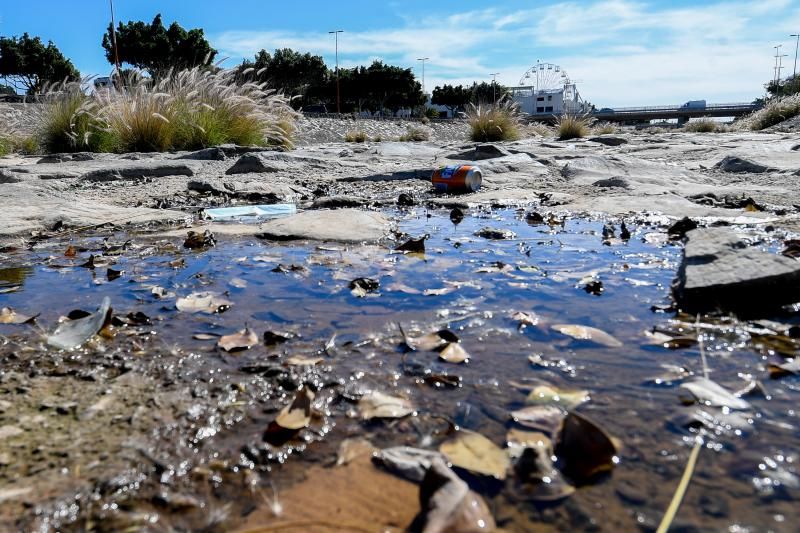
xmin=656 ymin=437 xmax=703 ymax=533
xmin=656 ymin=314 xmax=709 ymax=532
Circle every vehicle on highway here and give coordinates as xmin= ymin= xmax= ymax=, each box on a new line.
xmin=681 ymin=100 xmax=706 ymax=109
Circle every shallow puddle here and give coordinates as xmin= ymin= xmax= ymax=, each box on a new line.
xmin=1 ymin=208 xmax=798 ymax=531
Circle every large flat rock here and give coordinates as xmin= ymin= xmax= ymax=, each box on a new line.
xmin=256 ymin=209 xmax=391 ymax=242
xmin=673 ymin=228 xmax=800 ymax=314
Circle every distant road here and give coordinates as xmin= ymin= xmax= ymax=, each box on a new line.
xmin=527 ymin=102 xmax=762 ymax=123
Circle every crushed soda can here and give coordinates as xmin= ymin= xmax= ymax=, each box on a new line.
xmin=431 ymin=165 xmax=482 ymax=193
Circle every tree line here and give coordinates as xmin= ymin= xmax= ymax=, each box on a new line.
xmin=1 ymin=12 xmax=506 ymax=115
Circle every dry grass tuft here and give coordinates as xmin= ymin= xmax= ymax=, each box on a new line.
xmin=526 ymin=123 xmax=554 ymax=137
xmin=735 ymin=94 xmax=800 ymax=131
xmin=466 ymin=101 xmax=521 ymax=142
xmin=592 ymin=122 xmax=617 ymax=135
xmin=344 ymin=130 xmax=368 ymax=143
xmin=683 ymin=117 xmax=729 ymax=133
xmin=556 ymin=114 xmax=592 ymax=140
xmin=33 ymin=67 xmax=297 ymax=153
xmin=399 ymin=127 xmax=430 ymax=142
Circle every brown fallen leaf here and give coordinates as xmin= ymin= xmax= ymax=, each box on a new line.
xmin=510 ymin=405 xmax=567 ymax=435
xmin=512 ymin=310 xmax=540 ymax=329
xmin=439 ymin=342 xmax=469 ymax=363
xmin=400 ymin=325 xmax=459 ymax=352
xmin=336 ymin=437 xmax=375 ymax=466
xmin=506 ymin=428 xmax=552 ymax=459
xmin=415 ymin=458 xmax=496 ymax=532
xmin=551 ymin=324 xmax=622 ymax=347
xmin=513 ymin=445 xmax=576 ymax=502
xmin=176 ymin=292 xmax=232 ymax=314
xmin=275 ymin=388 xmax=314 ymax=430
xmin=554 ymin=411 xmax=620 ymax=484
xmin=439 ymin=430 xmax=510 ymax=480
xmin=358 ymin=391 xmax=415 ymax=420
xmin=64 ymin=245 xmax=77 ymax=257
xmin=285 ymin=355 xmax=324 ymax=366
xmin=217 ymin=328 xmax=259 ymax=352
xmin=0 ymin=307 xmax=36 ymax=325
xmin=526 ymin=384 xmax=589 ymax=410
xmin=394 ymin=235 xmax=426 ymax=253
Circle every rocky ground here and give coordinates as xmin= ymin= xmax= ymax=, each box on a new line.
xmin=1 ymin=118 xmax=800 ymax=245
xmin=2 ymin=117 xmax=800 ymax=531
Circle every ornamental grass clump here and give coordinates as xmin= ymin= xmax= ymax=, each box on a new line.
xmin=344 ymin=130 xmax=368 ymax=143
xmin=684 ymin=117 xmax=722 ymax=133
xmin=556 ymin=114 xmax=592 ymax=140
xmin=466 ymin=101 xmax=521 ymax=142
xmin=736 ymin=93 xmax=800 ymax=131
xmin=399 ymin=127 xmax=430 ymax=142
xmin=34 ymin=67 xmax=297 ymax=153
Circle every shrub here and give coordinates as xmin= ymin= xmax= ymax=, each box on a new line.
xmin=33 ymin=67 xmax=297 ymax=154
xmin=466 ymin=100 xmax=521 ymax=142
xmin=735 ymin=93 xmax=800 ymax=131
xmin=684 ymin=117 xmax=722 ymax=133
xmin=592 ymin=122 xmax=617 ymax=135
xmin=0 ymin=136 xmax=9 ymax=156
xmin=399 ymin=127 xmax=430 ymax=142
xmin=372 ymin=135 xmax=382 ymax=143
xmin=528 ymin=123 xmax=554 ymax=137
xmin=14 ymin=136 xmax=40 ymax=154
xmin=556 ymin=114 xmax=592 ymax=140
xmin=344 ymin=130 xmax=368 ymax=143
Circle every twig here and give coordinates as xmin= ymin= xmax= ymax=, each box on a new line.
xmin=656 ymin=314 xmax=709 ymax=532
xmin=656 ymin=437 xmax=703 ymax=533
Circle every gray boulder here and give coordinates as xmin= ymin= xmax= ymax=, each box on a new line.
xmin=81 ymin=161 xmax=197 ymax=181
xmin=256 ymin=209 xmax=390 ymax=242
xmin=225 ymin=153 xmax=288 ymax=174
xmin=673 ymin=228 xmax=800 ymax=313
xmin=589 ymin=136 xmax=628 ymax=146
xmin=178 ymin=147 xmax=227 ymax=161
xmin=714 ymin=156 xmax=772 ymax=174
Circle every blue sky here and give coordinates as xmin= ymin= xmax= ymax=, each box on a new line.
xmin=1 ymin=0 xmax=799 ymax=106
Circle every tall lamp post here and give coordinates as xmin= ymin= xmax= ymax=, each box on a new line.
xmin=489 ymin=72 xmax=500 ymax=102
xmin=417 ymin=57 xmax=430 ymax=94
xmin=791 ymin=33 xmax=800 ymax=80
xmin=329 ymin=30 xmax=343 ymax=114
xmin=109 ymin=0 xmax=121 ymax=81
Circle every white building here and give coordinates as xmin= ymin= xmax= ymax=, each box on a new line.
xmin=509 ymin=62 xmax=590 ymax=116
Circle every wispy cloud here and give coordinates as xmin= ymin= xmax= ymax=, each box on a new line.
xmin=213 ymin=0 xmax=800 ymax=106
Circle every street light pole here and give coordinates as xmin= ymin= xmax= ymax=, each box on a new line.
xmin=109 ymin=0 xmax=121 ymax=79
xmin=329 ymin=30 xmax=343 ymax=114
xmin=774 ymin=45 xmax=782 ymax=88
xmin=791 ymin=33 xmax=800 ymax=80
xmin=417 ymin=57 xmax=430 ymax=94
xmin=489 ymin=72 xmax=500 ymax=102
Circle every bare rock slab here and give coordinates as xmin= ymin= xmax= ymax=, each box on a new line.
xmin=81 ymin=161 xmax=199 ymax=181
xmin=256 ymin=209 xmax=390 ymax=242
xmin=714 ymin=156 xmax=772 ymax=174
xmin=673 ymin=228 xmax=800 ymax=314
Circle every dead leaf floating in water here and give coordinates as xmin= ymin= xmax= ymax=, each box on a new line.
xmin=275 ymin=388 xmax=314 ymax=430
xmin=526 ymin=385 xmax=589 ymax=410
xmin=551 ymin=324 xmax=623 ymax=348
xmin=183 ymin=230 xmax=216 ymax=249
xmin=47 ymin=297 xmax=112 ymax=350
xmin=394 ymin=235 xmax=427 ymax=253
xmin=176 ymin=292 xmax=232 ymax=314
xmin=285 ymin=355 xmax=324 ymax=366
xmin=358 ymin=391 xmax=415 ymax=420
xmin=349 ymin=277 xmax=379 ymax=297
xmin=439 ymin=342 xmax=469 ymax=364
xmin=554 ymin=411 xmax=620 ymax=484
xmin=513 ymin=445 xmax=576 ymax=502
xmin=0 ymin=307 xmax=36 ymax=325
xmin=401 ymin=325 xmax=459 ymax=352
xmin=768 ymin=357 xmax=800 ymax=378
xmin=506 ymin=428 xmax=552 ymax=459
xmin=512 ymin=311 xmax=540 ymax=329
xmin=336 ymin=437 xmax=375 ymax=466
xmin=679 ymin=377 xmax=752 ymax=410
xmin=439 ymin=429 xmax=510 ymax=480
xmin=374 ymin=447 xmax=446 ymax=483
xmin=510 ymin=405 xmax=567 ymax=435
xmin=417 ymin=458 xmax=497 ymax=533
xmin=217 ymin=328 xmax=259 ymax=352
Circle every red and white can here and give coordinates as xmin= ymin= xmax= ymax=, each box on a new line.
xmin=431 ymin=165 xmax=482 ymax=193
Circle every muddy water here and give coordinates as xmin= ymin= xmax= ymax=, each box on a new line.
xmin=0 ymin=208 xmax=798 ymax=532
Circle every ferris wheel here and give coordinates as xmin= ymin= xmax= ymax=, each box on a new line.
xmin=519 ymin=62 xmax=570 ymax=91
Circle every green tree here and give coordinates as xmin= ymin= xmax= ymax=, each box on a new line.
xmin=0 ymin=33 xmax=79 ymax=94
xmin=431 ymin=84 xmax=471 ymax=115
xmin=102 ymin=14 xmax=216 ymax=78
xmin=766 ymin=75 xmax=800 ymax=98
xmin=240 ymin=48 xmax=329 ymax=109
xmin=470 ymin=81 xmax=509 ymax=104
